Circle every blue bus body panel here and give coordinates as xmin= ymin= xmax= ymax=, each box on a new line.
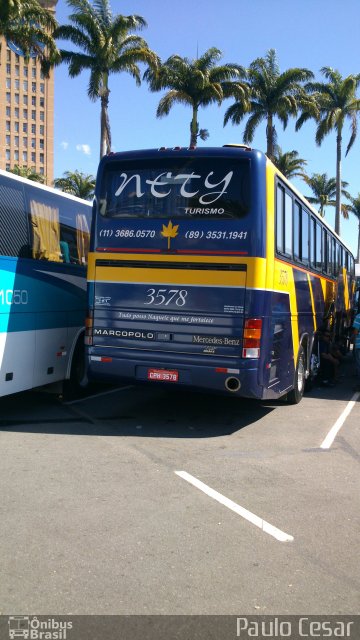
xmin=0 ymin=256 xmax=87 ymax=333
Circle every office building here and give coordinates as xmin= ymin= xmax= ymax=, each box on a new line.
xmin=0 ymin=0 xmax=57 ymax=184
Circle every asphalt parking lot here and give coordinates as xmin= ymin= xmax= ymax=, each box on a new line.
xmin=0 ymin=359 xmax=359 ymax=617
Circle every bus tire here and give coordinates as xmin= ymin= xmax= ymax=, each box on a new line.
xmin=287 ymin=345 xmax=306 ymax=404
xmin=63 ymin=337 xmax=87 ymax=399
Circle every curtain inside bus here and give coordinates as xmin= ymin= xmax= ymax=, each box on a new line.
xmin=76 ymin=212 xmax=90 ymax=265
xmin=30 ymin=199 xmax=61 ymax=261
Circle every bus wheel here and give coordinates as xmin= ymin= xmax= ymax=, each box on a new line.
xmin=63 ymin=339 xmax=88 ymax=400
xmin=287 ymin=345 xmax=306 ymax=404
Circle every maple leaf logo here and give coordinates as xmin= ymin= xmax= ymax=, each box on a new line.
xmin=161 ymin=220 xmax=179 ymax=250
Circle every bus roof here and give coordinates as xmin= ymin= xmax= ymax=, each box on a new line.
xmin=0 ymin=169 xmax=92 ymax=207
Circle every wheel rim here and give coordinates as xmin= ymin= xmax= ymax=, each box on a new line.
xmin=297 ymin=355 xmax=305 ymax=392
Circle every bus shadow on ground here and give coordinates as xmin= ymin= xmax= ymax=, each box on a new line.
xmin=0 ymin=385 xmax=275 ymax=438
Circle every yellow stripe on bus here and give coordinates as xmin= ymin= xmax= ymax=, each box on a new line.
xmin=88 ymin=252 xmax=268 ymax=290
xmin=94 ymin=265 xmax=247 ymax=287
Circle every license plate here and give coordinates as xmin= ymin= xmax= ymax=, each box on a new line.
xmin=148 ymin=369 xmax=179 ymax=382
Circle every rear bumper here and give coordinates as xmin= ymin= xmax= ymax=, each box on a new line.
xmin=87 ymin=347 xmax=268 ymax=400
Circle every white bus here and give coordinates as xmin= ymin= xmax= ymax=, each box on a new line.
xmin=0 ymin=169 xmax=92 ymax=397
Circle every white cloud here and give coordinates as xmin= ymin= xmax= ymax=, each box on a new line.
xmin=76 ymin=144 xmax=91 ymax=156
xmin=60 ymin=141 xmax=69 ymax=150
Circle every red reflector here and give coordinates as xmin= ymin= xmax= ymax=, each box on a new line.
xmin=215 ymin=368 xmax=228 ymax=373
xmin=244 ymin=318 xmax=262 ymax=330
xmin=101 ymin=357 xmax=112 ymax=362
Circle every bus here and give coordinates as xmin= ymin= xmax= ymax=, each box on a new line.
xmin=85 ymin=145 xmax=355 ymax=403
xmin=0 ymin=169 xmax=92 ymax=397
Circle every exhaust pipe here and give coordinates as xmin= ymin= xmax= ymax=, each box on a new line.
xmin=225 ymin=377 xmax=241 ymax=392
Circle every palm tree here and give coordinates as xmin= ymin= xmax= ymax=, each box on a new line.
xmin=224 ymin=49 xmax=314 ymax=161
xmin=144 ymin=47 xmax=249 ymax=147
xmin=272 ymin=147 xmax=307 ymax=179
xmin=296 ymin=68 xmax=360 ymax=235
xmin=344 ymin=194 xmax=360 ymax=263
xmin=301 ymin=173 xmax=350 ymax=219
xmin=54 ymin=170 xmax=95 ymax=200
xmin=55 ymin=0 xmax=159 ymax=159
xmin=7 ymin=165 xmax=45 ymax=183
xmin=0 ymin=0 xmax=59 ymax=76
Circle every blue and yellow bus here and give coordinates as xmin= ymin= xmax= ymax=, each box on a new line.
xmin=0 ymin=169 xmax=92 ymax=397
xmin=86 ymin=145 xmax=355 ymax=403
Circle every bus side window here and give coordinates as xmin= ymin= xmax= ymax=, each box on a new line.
xmin=301 ymin=209 xmax=309 ymax=265
xmin=276 ymin=184 xmax=284 ymax=253
xmin=310 ymin=218 xmax=316 ymax=268
xmin=294 ymin=202 xmax=301 ymax=261
xmin=0 ymin=177 xmax=30 ymax=258
xmin=284 ymin=192 xmax=293 ymax=257
xmin=315 ymin=222 xmax=322 ymax=270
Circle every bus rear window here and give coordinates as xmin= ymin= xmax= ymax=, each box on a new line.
xmin=98 ymin=158 xmax=251 ymax=219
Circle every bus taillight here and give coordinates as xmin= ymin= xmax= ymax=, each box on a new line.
xmin=242 ymin=319 xmax=262 ymax=358
xmin=85 ymin=314 xmax=93 ymax=346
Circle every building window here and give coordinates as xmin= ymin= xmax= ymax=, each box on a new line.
xmin=6 ymin=63 xmax=11 ymax=73
xmin=6 ymin=107 xmax=11 ymax=117
xmin=6 ymin=78 xmax=11 ymax=89
xmin=32 ymin=67 xmax=37 ymax=78
xmin=23 ymin=123 xmax=28 ymax=133
xmin=40 ymin=153 xmax=44 ymax=164
xmin=15 ymin=65 xmax=20 ymax=77
xmin=6 ymin=135 xmax=11 ymax=145
xmin=23 ymin=137 xmax=28 ymax=147
xmin=32 ymin=82 xmax=36 ymax=93
xmin=6 ymin=93 xmax=11 ymax=103
xmin=40 ymin=111 xmax=45 ymax=122
xmin=40 ymin=97 xmax=45 ymax=108
xmin=40 ymin=83 xmax=44 ymax=94
xmin=14 ymin=136 xmax=19 ymax=147
xmin=6 ymin=49 xmax=11 ymax=61
xmin=14 ymin=150 xmax=19 ymax=161
xmin=32 ymin=110 xmax=36 ymax=120
xmin=31 ymin=138 xmax=36 ymax=148
xmin=6 ymin=150 xmax=11 ymax=161
xmin=14 ymin=122 xmax=19 ymax=132
xmin=23 ymin=95 xmax=28 ymax=105
xmin=39 ymin=139 xmax=44 ymax=149
xmin=23 ymin=108 xmax=28 ymax=119
xmin=15 ymin=79 xmax=20 ymax=90
xmin=24 ymin=66 xmax=28 ymax=77
xmin=40 ymin=125 xmax=44 ymax=135
xmin=14 ymin=108 xmax=19 ymax=118
xmin=23 ymin=151 xmax=28 ymax=162
xmin=31 ymin=152 xmax=36 ymax=163
xmin=6 ymin=121 xmax=11 ymax=132
xmin=14 ymin=94 xmax=19 ymax=104
xmin=32 ymin=96 xmax=36 ymax=106
xmin=31 ymin=124 xmax=36 ymax=134
xmin=23 ymin=80 xmax=28 ymax=91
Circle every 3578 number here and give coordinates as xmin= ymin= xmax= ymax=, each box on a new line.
xmin=144 ymin=288 xmax=188 ymax=307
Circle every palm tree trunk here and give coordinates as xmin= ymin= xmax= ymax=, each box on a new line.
xmin=266 ymin=114 xmax=275 ymax=160
xmin=335 ymin=129 xmax=342 ymax=235
xmin=100 ymin=79 xmax=111 ymax=159
xmin=357 ymin=220 xmax=360 ymax=264
xmin=190 ymin=106 xmax=198 ymax=147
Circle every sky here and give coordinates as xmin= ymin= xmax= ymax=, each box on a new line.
xmin=54 ymin=0 xmax=360 ymax=256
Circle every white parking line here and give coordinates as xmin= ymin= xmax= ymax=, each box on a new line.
xmin=175 ymin=470 xmax=294 ymax=543
xmin=320 ymin=391 xmax=360 ymax=449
